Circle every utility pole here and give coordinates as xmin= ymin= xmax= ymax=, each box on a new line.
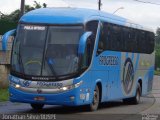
xmin=98 ymin=0 xmax=102 ymax=10
xmin=20 ymin=0 xmax=25 ymax=18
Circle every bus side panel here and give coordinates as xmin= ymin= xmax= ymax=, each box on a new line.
xmin=75 ymin=71 xmax=95 ymax=105
xmin=120 ymin=52 xmax=140 ymax=98
xmin=137 ymin=53 xmax=155 ymax=96
xmin=107 ymin=70 xmax=123 ymax=100
xmin=92 ymin=51 xmax=123 ymax=102
xmin=91 ymin=70 xmax=108 ymax=102
xmin=120 ymin=52 xmax=155 ymax=98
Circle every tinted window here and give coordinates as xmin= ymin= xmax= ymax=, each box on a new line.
xmin=82 ymin=21 xmax=99 ymax=67
xmin=97 ymin=22 xmax=155 ymax=54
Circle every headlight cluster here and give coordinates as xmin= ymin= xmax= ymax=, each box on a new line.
xmin=10 ymin=81 xmax=20 ymax=88
xmin=60 ymin=81 xmax=83 ymax=91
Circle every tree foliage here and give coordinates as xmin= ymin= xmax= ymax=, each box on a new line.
xmin=155 ymin=28 xmax=160 ymax=45
xmin=0 ymin=1 xmax=47 ymax=34
xmin=0 ymin=1 xmax=47 ymax=23
xmin=155 ymin=27 xmax=160 ymax=69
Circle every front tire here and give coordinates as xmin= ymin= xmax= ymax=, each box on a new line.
xmin=89 ymin=85 xmax=100 ymax=111
xmin=31 ymin=104 xmax=44 ymax=110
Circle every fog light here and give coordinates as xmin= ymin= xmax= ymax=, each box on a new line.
xmin=70 ymin=96 xmax=75 ymax=101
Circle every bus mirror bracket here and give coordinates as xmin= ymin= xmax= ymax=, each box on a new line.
xmin=2 ymin=29 xmax=16 ymax=51
xmin=78 ymin=32 xmax=92 ymax=54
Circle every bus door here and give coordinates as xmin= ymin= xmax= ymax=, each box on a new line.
xmin=107 ymin=54 xmax=120 ymax=100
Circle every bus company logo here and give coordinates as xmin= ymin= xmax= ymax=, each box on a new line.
xmin=99 ymin=55 xmax=119 ymax=66
xmin=32 ymin=77 xmax=49 ymax=81
xmin=37 ymin=81 xmax=63 ymax=88
xmin=122 ymin=58 xmax=134 ymax=94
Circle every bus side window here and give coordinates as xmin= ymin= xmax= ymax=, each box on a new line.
xmin=140 ymin=31 xmax=146 ymax=53
xmin=134 ymin=29 xmax=139 ymax=53
xmin=82 ymin=36 xmax=95 ymax=68
xmin=112 ymin=25 xmax=122 ymax=51
xmin=136 ymin=30 xmax=141 ymax=53
xmin=82 ymin=20 xmax=99 ymax=67
xmin=123 ymin=27 xmax=129 ymax=51
xmin=149 ymin=33 xmax=155 ymax=53
xmin=146 ymin=32 xmax=155 ymax=54
xmin=128 ymin=28 xmax=135 ymax=52
xmin=97 ymin=22 xmax=106 ymax=55
xmin=86 ymin=20 xmax=98 ymax=39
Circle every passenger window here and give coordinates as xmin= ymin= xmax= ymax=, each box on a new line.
xmin=97 ymin=21 xmax=155 ymax=54
xmin=86 ymin=21 xmax=98 ymax=39
xmin=112 ymin=25 xmax=122 ymax=51
xmin=82 ymin=21 xmax=99 ymax=66
xmin=97 ymin=22 xmax=106 ymax=55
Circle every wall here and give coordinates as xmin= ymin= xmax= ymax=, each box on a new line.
xmin=0 ymin=35 xmax=12 ymax=88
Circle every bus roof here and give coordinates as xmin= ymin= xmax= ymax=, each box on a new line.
xmin=20 ymin=8 xmax=153 ymax=32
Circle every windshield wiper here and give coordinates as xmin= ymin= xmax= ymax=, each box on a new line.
xmin=47 ymin=58 xmax=59 ymax=80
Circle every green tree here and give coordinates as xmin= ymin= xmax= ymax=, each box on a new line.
xmin=0 ymin=1 xmax=47 ymax=34
xmin=34 ymin=1 xmax=42 ymax=9
xmin=0 ymin=1 xmax=47 ymax=22
xmin=155 ymin=27 xmax=160 ymax=45
xmin=155 ymin=27 xmax=160 ymax=70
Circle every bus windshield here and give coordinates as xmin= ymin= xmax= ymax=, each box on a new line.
xmin=11 ymin=24 xmax=84 ymax=78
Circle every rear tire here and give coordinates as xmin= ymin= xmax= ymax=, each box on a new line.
xmin=31 ymin=104 xmax=44 ymax=110
xmin=131 ymin=83 xmax=141 ymax=104
xmin=89 ymin=85 xmax=100 ymax=111
xmin=123 ymin=83 xmax=141 ymax=105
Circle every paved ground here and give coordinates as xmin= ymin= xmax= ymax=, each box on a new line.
xmin=141 ymin=76 xmax=160 ymax=114
xmin=0 ymin=76 xmax=160 ymax=120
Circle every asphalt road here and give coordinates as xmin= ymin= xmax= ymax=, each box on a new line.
xmin=0 ymin=76 xmax=160 ymax=120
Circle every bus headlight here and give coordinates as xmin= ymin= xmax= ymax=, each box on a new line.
xmin=15 ymin=84 xmax=20 ymax=88
xmin=60 ymin=81 xmax=83 ymax=91
xmin=10 ymin=81 xmax=20 ymax=88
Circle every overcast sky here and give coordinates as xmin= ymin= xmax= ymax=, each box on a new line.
xmin=0 ymin=0 xmax=160 ymax=32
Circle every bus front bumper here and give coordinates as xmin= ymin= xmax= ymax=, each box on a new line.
xmin=9 ymin=86 xmax=91 ymax=106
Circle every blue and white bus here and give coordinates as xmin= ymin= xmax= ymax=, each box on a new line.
xmin=2 ymin=8 xmax=155 ymax=111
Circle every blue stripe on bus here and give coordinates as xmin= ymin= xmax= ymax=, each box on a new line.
xmin=131 ymin=53 xmax=134 ymax=61
xmin=134 ymin=54 xmax=140 ymax=71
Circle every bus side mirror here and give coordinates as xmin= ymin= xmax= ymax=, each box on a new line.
xmin=2 ymin=29 xmax=16 ymax=51
xmin=78 ymin=32 xmax=92 ymax=55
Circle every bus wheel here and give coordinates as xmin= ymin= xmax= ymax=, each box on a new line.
xmin=131 ymin=83 xmax=141 ymax=104
xmin=30 ymin=104 xmax=44 ymax=110
xmin=123 ymin=83 xmax=141 ymax=105
xmin=89 ymin=85 xmax=100 ymax=111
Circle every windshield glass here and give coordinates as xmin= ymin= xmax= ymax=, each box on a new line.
xmin=43 ymin=26 xmax=83 ymax=76
xmin=11 ymin=24 xmax=83 ymax=78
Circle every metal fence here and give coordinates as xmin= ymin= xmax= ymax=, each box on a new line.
xmin=0 ymin=35 xmax=13 ymax=64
